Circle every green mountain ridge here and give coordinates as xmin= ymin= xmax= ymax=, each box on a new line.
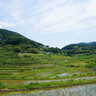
xmin=0 ymin=29 xmax=96 ymax=86
xmin=0 ymin=29 xmax=43 ymax=48
xmin=62 ymin=42 xmax=96 ymax=55
xmin=62 ymin=42 xmax=96 ymax=49
xmin=0 ymin=29 xmax=62 ymax=54
xmin=0 ymin=29 xmax=96 ymax=55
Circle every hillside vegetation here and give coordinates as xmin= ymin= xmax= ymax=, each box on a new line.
xmin=0 ymin=29 xmax=96 ymax=90
xmin=62 ymin=42 xmax=96 ymax=55
xmin=0 ymin=29 xmax=61 ymax=54
xmin=0 ymin=29 xmax=42 ymax=47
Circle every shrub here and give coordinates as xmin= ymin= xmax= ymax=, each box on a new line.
xmin=27 ymin=48 xmax=39 ymax=54
xmin=66 ymin=65 xmax=76 ymax=67
xmin=0 ymin=82 xmax=6 ymax=89
xmin=13 ymin=46 xmax=21 ymax=52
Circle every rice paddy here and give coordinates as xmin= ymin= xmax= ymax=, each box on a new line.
xmin=0 ymin=48 xmax=96 ymax=95
xmin=1 ymin=84 xmax=96 ymax=96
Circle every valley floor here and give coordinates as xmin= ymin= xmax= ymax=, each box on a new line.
xmin=0 ymin=51 xmax=96 ymax=91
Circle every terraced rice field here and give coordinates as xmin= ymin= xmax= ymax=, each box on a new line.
xmin=1 ymin=84 xmax=96 ymax=96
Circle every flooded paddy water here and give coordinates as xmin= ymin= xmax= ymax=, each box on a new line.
xmin=1 ymin=84 xmax=96 ymax=96
xmin=25 ymin=76 xmax=96 ymax=84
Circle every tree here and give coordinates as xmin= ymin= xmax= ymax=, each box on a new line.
xmin=27 ymin=48 xmax=39 ymax=54
xmin=13 ymin=46 xmax=21 ymax=52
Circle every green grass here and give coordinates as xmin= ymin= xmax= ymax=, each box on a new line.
xmin=0 ymin=82 xmax=6 ymax=89
xmin=0 ymin=47 xmax=96 ymax=81
xmin=1 ymin=78 xmax=96 ymax=90
xmin=24 ymin=78 xmax=96 ymax=89
xmin=66 ymin=67 xmax=95 ymax=74
xmin=0 ymin=47 xmax=96 ymax=90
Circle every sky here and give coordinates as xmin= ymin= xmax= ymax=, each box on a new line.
xmin=0 ymin=0 xmax=96 ymax=48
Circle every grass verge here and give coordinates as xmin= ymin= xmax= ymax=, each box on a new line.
xmin=0 ymin=78 xmax=96 ymax=92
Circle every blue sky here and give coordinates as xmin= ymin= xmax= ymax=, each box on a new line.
xmin=0 ymin=0 xmax=96 ymax=48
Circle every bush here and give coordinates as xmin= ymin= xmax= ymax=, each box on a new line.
xmin=72 ymin=74 xmax=78 ymax=76
xmin=27 ymin=48 xmax=39 ymax=54
xmin=66 ymin=65 xmax=76 ymax=67
xmin=13 ymin=46 xmax=21 ymax=52
xmin=0 ymin=82 xmax=6 ymax=89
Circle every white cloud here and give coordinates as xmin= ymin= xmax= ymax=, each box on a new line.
xmin=87 ymin=0 xmax=96 ymax=16
xmin=0 ymin=0 xmax=96 ymax=47
xmin=31 ymin=0 xmax=96 ymax=33
xmin=18 ymin=19 xmax=26 ymax=25
xmin=0 ymin=21 xmax=15 ymax=28
xmin=0 ymin=0 xmax=26 ymax=26
xmin=0 ymin=0 xmax=96 ymax=34
xmin=0 ymin=1 xmax=3 ymax=7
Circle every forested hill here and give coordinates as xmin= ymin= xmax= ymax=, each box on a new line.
xmin=0 ymin=29 xmax=43 ymax=48
xmin=1 ymin=29 xmax=96 ymax=55
xmin=0 ymin=29 xmax=61 ymax=54
xmin=62 ymin=42 xmax=96 ymax=55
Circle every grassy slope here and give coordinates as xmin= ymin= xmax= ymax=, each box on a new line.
xmin=0 ymin=29 xmax=43 ymax=47
xmin=0 ymin=47 xmax=96 ymax=81
xmin=0 ymin=50 xmax=96 ymax=91
xmin=0 ymin=29 xmax=96 ymax=90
